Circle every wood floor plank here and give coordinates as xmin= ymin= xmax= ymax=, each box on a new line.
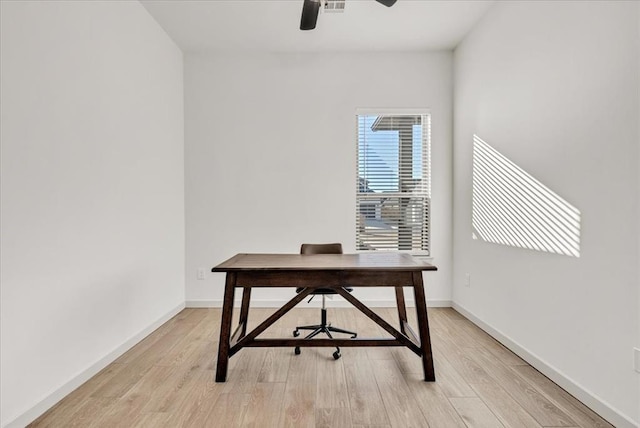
xmin=88 ymin=362 xmax=153 ymax=399
xmin=113 ymin=330 xmax=169 ymax=365
xmin=436 ymin=309 xmax=485 ymax=348
xmin=316 ymin=352 xmax=350 ymax=408
xmin=156 ymin=336 xmax=205 ymax=367
xmin=159 ymin=310 xmax=206 ymax=339
xmin=283 ymin=347 xmax=317 ymax=428
xmin=343 ymin=356 xmax=390 ymax=426
xmin=30 ymin=363 xmax=125 ymax=427
xmin=50 ymin=397 xmax=117 ymax=428
xmin=222 ymin=348 xmax=268 ymax=394
xmin=257 ymin=345 xmax=292 ymax=382
xmin=189 ymin=339 xmax=219 ymax=372
xmin=452 ymin=317 xmax=528 ymax=366
xmin=431 ymin=330 xmax=494 ymax=384
xmin=141 ymin=364 xmax=203 ymax=413
xmin=426 ymin=307 xmax=451 ymax=331
xmin=178 ymin=307 xmax=210 ymax=325
xmin=443 ymin=308 xmax=466 ymax=321
xmin=283 ymin=379 xmax=315 ymax=428
xmin=163 ymin=369 xmax=224 ymax=428
xmin=356 ymin=308 xmax=395 ymax=361
xmin=511 ymin=366 xmax=614 ymax=428
xmin=91 ymin=390 xmax=151 ymax=427
xmin=190 ymin=308 xmax=222 ymax=342
xmin=200 ymin=392 xmax=251 ymax=426
xmin=112 ymin=309 xmax=203 ymax=366
xmin=403 ymin=375 xmax=467 ymax=428
xmin=389 ymin=346 xmax=422 ymax=374
xmin=449 ymin=397 xmax=505 ymax=428
xmin=432 ymin=350 xmax=477 ymax=398
xmin=288 ymin=344 xmax=318 ymax=384
xmin=316 ymin=407 xmax=353 ymax=428
xmin=352 ymin=426 xmax=391 ymax=428
xmin=130 ymin=411 xmax=169 ymax=428
xmin=241 ymin=382 xmax=286 ymax=427
xmin=391 ymin=309 xmax=476 ymax=398
xmin=257 ymin=328 xmax=292 ymax=382
xmin=467 ymin=347 xmax=576 ymax=427
xmin=370 ymin=359 xmax=429 ymax=428
xmin=128 ymin=328 xmax=185 ymax=370
xmin=94 ymin=365 xmax=175 ymax=426
xmin=470 ymin=382 xmax=542 ymax=428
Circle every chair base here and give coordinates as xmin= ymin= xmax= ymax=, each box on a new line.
xmin=293 ymin=308 xmax=357 ymax=359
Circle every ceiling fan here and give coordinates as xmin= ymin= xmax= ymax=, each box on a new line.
xmin=300 ymin=0 xmax=397 ymax=31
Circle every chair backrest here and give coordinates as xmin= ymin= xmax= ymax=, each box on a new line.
xmin=300 ymin=243 xmax=343 ymax=255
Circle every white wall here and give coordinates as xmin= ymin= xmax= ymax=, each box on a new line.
xmin=185 ymin=52 xmax=452 ymax=306
xmin=0 ymin=2 xmax=185 ymax=426
xmin=453 ymin=1 xmax=639 ymax=426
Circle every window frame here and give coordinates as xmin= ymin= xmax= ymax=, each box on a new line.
xmin=355 ymin=108 xmax=432 ymax=256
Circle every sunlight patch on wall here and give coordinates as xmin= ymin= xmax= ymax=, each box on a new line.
xmin=472 ymin=135 xmax=581 ymax=257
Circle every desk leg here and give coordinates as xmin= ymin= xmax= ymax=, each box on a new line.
xmin=215 ymin=272 xmax=236 ymax=382
xmin=239 ymin=287 xmax=251 ymax=339
xmin=395 ymin=286 xmax=408 ymax=334
xmin=412 ymin=271 xmax=435 ymax=381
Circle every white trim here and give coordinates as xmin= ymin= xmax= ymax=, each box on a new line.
xmin=3 ymin=302 xmax=186 ymax=428
xmin=355 ymin=107 xmax=431 ymax=115
xmin=353 ymin=250 xmax=434 ymax=259
xmin=186 ymin=299 xmax=452 ymax=308
xmin=452 ymin=302 xmax=639 ymax=428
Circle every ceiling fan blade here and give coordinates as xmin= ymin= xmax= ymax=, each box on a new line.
xmin=300 ymin=0 xmax=321 ymax=30
xmin=375 ymin=0 xmax=397 ymax=6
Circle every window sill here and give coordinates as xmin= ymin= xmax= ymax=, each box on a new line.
xmin=355 ymin=250 xmax=433 ymax=262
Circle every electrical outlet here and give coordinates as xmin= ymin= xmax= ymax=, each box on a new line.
xmin=634 ymin=347 xmax=640 ymax=373
xmin=197 ymin=268 xmax=206 ymax=280
xmin=465 ymin=273 xmax=471 ymax=287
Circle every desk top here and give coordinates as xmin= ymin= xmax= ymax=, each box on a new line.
xmin=212 ymin=253 xmax=437 ymax=272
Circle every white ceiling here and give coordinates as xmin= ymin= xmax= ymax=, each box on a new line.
xmin=141 ymin=0 xmax=494 ymax=53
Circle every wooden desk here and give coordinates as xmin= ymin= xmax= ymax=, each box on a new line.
xmin=211 ymin=253 xmax=437 ymax=382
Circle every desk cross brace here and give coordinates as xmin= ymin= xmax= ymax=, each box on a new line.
xmin=226 ymin=287 xmax=424 ymax=356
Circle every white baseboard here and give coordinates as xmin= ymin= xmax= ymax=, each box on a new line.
xmin=186 ymin=299 xmax=452 ymax=308
xmin=3 ymin=302 xmax=186 ymax=428
xmin=452 ymin=302 xmax=638 ymax=428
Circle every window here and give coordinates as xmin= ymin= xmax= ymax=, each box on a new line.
xmin=356 ymin=111 xmax=431 ymax=253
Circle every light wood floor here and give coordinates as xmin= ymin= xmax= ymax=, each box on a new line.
xmin=31 ymin=307 xmax=613 ymax=428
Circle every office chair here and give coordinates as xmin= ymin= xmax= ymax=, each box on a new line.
xmin=293 ymin=243 xmax=357 ymax=359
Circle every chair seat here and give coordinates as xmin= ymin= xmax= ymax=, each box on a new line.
xmin=296 ymin=287 xmax=354 ymax=294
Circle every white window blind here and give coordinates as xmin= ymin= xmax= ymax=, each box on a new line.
xmin=356 ymin=112 xmax=431 ymax=253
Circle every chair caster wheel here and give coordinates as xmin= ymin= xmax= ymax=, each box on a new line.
xmin=294 ymin=347 xmax=301 ymax=355
xmin=333 ymin=350 xmax=341 ymax=360
xmin=293 ymin=330 xmax=300 ymax=337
